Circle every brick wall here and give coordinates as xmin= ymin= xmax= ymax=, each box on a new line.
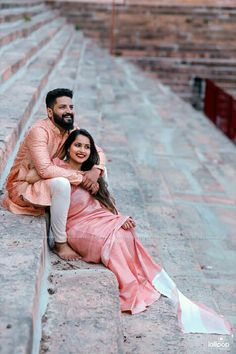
xmin=47 ymin=0 xmax=236 ymax=104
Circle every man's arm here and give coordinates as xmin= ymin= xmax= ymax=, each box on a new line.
xmin=25 ymin=126 xmax=83 ymax=185
xmin=94 ymin=144 xmax=105 ymax=175
xmin=82 ymin=144 xmax=106 ymax=193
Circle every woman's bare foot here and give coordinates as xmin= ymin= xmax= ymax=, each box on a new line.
xmin=53 ymin=242 xmax=81 ymax=261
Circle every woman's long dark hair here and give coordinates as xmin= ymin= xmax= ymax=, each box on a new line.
xmin=64 ymin=129 xmax=117 ymax=214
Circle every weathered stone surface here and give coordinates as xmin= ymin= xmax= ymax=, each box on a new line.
xmin=48 ymin=0 xmax=236 ymax=103
xmin=0 ymin=209 xmax=48 ymax=354
xmin=0 ymin=3 xmax=45 ymax=24
xmin=40 ymin=268 xmax=124 ymax=354
xmin=1 ymin=5 xmax=236 ymax=352
xmin=0 ymin=18 xmax=65 ymax=85
xmin=0 ymin=24 xmax=73 ymax=176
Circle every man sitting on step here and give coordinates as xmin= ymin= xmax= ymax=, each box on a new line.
xmin=1 ymin=88 xmax=105 ymax=261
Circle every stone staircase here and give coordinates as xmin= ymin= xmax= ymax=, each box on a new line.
xmin=47 ymin=0 xmax=236 ymax=104
xmin=1 ymin=1 xmax=236 ymax=354
xmin=0 ymin=2 xmax=123 ymax=353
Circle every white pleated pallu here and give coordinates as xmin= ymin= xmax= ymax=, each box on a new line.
xmin=152 ymin=269 xmax=232 ymax=334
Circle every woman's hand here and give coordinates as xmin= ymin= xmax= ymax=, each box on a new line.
xmin=122 ymin=217 xmax=136 ymax=230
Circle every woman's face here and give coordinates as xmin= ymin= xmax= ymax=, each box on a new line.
xmin=68 ymin=134 xmax=91 ymax=165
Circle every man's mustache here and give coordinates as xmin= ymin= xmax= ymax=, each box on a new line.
xmin=62 ymin=113 xmax=74 ymax=118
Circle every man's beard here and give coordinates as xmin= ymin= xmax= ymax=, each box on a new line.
xmin=53 ymin=112 xmax=74 ymax=130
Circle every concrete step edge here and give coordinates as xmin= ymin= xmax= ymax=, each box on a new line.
xmin=0 ymin=1 xmax=44 ymax=10
xmin=0 ymin=30 xmax=86 ymax=353
xmin=40 ymin=268 xmax=124 ymax=354
xmin=0 ymin=209 xmax=49 ymax=354
xmin=0 ymin=25 xmax=74 ymax=179
xmin=0 ymin=4 xmax=49 ymax=24
xmin=0 ymin=3 xmax=46 ymax=16
xmin=0 ymin=18 xmax=66 ymax=85
xmin=0 ymin=9 xmax=60 ymax=48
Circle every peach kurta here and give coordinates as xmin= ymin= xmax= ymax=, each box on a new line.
xmin=2 ymin=118 xmax=105 ymax=216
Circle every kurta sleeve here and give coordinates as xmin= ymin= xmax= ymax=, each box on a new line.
xmin=94 ymin=144 xmax=106 ymax=174
xmin=25 ymin=126 xmax=83 ymax=185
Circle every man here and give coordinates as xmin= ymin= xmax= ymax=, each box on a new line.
xmin=2 ymin=88 xmax=105 ymax=260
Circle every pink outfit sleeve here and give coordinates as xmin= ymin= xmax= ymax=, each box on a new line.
xmin=94 ymin=145 xmax=106 ymax=174
xmin=25 ymin=126 xmax=83 ymax=185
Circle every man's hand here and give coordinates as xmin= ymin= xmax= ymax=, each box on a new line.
xmin=25 ymin=168 xmax=41 ymax=184
xmin=81 ymin=168 xmax=101 ymax=194
xmin=82 ymin=168 xmax=100 ymax=188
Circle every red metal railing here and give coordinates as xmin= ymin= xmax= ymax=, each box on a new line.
xmin=204 ymin=79 xmax=236 ymax=143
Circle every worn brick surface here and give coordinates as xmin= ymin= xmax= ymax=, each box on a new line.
xmin=48 ymin=0 xmax=236 ymax=102
xmin=40 ymin=268 xmax=123 ymax=354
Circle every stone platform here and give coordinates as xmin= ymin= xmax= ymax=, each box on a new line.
xmin=0 ymin=1 xmax=235 ymax=353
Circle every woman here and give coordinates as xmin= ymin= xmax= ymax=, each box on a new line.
xmin=54 ymin=129 xmax=232 ymax=334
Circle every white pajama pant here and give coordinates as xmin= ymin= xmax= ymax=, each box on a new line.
xmin=48 ymin=177 xmax=71 ymax=243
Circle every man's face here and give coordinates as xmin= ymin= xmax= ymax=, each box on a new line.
xmin=48 ymin=96 xmax=74 ymax=131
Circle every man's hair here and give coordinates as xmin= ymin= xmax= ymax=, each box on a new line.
xmin=45 ymin=88 xmax=73 ymax=108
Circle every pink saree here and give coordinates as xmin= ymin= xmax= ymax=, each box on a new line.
xmin=66 ymin=186 xmax=232 ymax=334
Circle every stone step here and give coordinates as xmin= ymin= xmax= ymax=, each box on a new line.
xmin=148 ymin=68 xmax=236 ymax=89
xmin=129 ymin=56 xmax=236 ymax=70
xmin=117 ymin=46 xmax=236 ymax=60
xmin=0 ymin=17 xmax=66 ymax=85
xmin=67 ymin=15 xmax=236 ymax=34
xmin=0 ymin=29 xmax=83 ymax=354
xmin=116 ymin=41 xmax=236 ymax=51
xmin=88 ymin=26 xmax=236 ymax=42
xmin=47 ymin=0 xmax=236 ymax=103
xmin=0 ymin=3 xmax=46 ymax=24
xmin=157 ymin=80 xmax=236 ymax=99
xmin=0 ymin=29 xmax=125 ymax=354
xmin=40 ymin=267 xmax=124 ymax=354
xmin=85 ymin=31 xmax=236 ymax=48
xmin=0 ymin=0 xmax=44 ymax=10
xmin=1 ymin=28 xmax=236 ymax=354
xmin=128 ymin=56 xmax=236 ymax=102
xmin=0 ymin=25 xmax=74 ymax=178
xmin=0 ymin=208 xmax=49 ymax=354
xmin=62 ymin=6 xmax=236 ymax=28
xmin=0 ymin=10 xmax=60 ymax=48
xmin=154 ymin=68 xmax=236 ymax=80
xmin=50 ymin=1 xmax=236 ymax=14
xmin=125 ymin=0 xmax=236 ymax=6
